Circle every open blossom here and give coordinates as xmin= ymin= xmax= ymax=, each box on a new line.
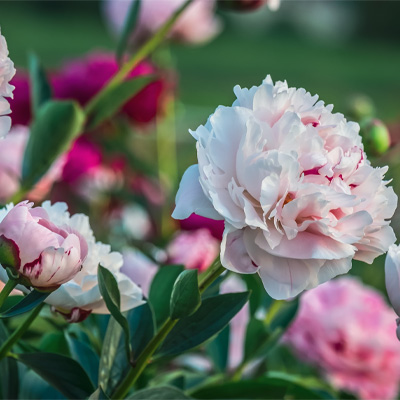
xmin=284 ymin=277 xmax=400 ymax=400
xmin=105 ymin=0 xmax=222 ymax=45
xmin=385 ymin=244 xmax=400 ymax=339
xmin=0 ymin=202 xmax=88 ymax=291
xmin=0 ymin=125 xmax=65 ymax=202
xmin=0 ymin=202 xmax=143 ymax=321
xmin=0 ymin=30 xmax=16 ymax=137
xmin=173 ymin=75 xmax=397 ymax=300
xmin=167 ymin=229 xmax=220 ymax=272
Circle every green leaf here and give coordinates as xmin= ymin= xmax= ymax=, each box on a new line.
xmin=129 ymin=386 xmax=192 ymax=399
xmin=0 ymin=290 xmax=49 ymax=318
xmin=86 ymin=76 xmax=154 ymax=129
xmin=0 ymin=321 xmax=18 ymax=399
xmin=206 ymin=325 xmax=229 ymax=372
xmin=98 ymin=303 xmax=154 ymax=396
xmin=170 ymin=270 xmax=201 ymax=320
xmin=28 ymin=52 xmax=52 ymax=115
xmin=39 ymin=332 xmax=69 ymax=356
xmin=268 ymin=298 xmax=299 ymax=332
xmin=242 ymin=274 xmax=264 ymax=315
xmin=0 ymin=235 xmax=20 ymax=270
xmin=22 ymin=100 xmax=85 ymax=188
xmin=158 ymin=292 xmax=250 ymax=357
xmin=66 ymin=334 xmax=100 ymax=387
xmin=116 ymin=0 xmax=141 ymax=63
xmin=19 ymin=370 xmax=64 ymax=400
xmin=89 ymin=386 xmax=110 ymax=400
xmin=17 ymin=352 xmax=95 ymax=399
xmin=97 ymin=265 xmax=131 ymax=362
xmin=244 ymin=318 xmax=269 ymax=361
xmin=149 ymin=265 xmax=184 ymax=327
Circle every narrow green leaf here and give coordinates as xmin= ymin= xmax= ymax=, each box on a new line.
xmin=97 ymin=265 xmax=131 ymax=362
xmin=22 ymin=100 xmax=85 ymax=188
xmin=244 ymin=318 xmax=269 ymax=361
xmin=269 ymin=298 xmax=299 ymax=332
xmin=89 ymin=386 xmax=110 ymax=400
xmin=149 ymin=265 xmax=184 ymax=327
xmin=129 ymin=386 xmax=192 ymax=399
xmin=158 ymin=292 xmax=250 ymax=357
xmin=206 ymin=325 xmax=230 ymax=372
xmin=0 ymin=290 xmax=49 ymax=318
xmin=86 ymin=76 xmax=154 ymax=129
xmin=66 ymin=334 xmax=100 ymax=387
xmin=17 ymin=352 xmax=95 ymax=399
xmin=0 ymin=350 xmax=19 ymax=399
xmin=116 ymin=0 xmax=141 ymax=63
xmin=170 ymin=270 xmax=201 ymax=320
xmin=28 ymin=52 xmax=52 ymax=115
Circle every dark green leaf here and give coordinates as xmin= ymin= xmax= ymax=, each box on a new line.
xmin=242 ymin=274 xmax=264 ymax=315
xmin=158 ymin=292 xmax=250 ymax=357
xmin=89 ymin=386 xmax=110 ymax=400
xmin=149 ymin=265 xmax=184 ymax=327
xmin=39 ymin=332 xmax=69 ymax=356
xmin=269 ymin=298 xmax=299 ymax=332
xmin=87 ymin=76 xmax=154 ymax=129
xmin=244 ymin=318 xmax=269 ymax=361
xmin=28 ymin=52 xmax=52 ymax=115
xmin=129 ymin=386 xmax=192 ymax=399
xmin=22 ymin=100 xmax=85 ymax=188
xmin=0 ymin=290 xmax=49 ymax=318
xmin=19 ymin=370 xmax=65 ymax=400
xmin=116 ymin=0 xmax=141 ymax=63
xmin=170 ymin=270 xmax=201 ymax=320
xmin=66 ymin=334 xmax=100 ymax=387
xmin=0 ymin=355 xmax=19 ymax=399
xmin=17 ymin=352 xmax=95 ymax=399
xmin=97 ymin=265 xmax=131 ymax=362
xmin=206 ymin=325 xmax=229 ymax=372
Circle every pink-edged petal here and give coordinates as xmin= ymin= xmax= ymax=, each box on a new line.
xmin=385 ymin=244 xmax=400 ymax=317
xmin=172 ymin=165 xmax=222 ymax=221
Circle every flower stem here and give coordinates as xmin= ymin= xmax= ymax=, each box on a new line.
xmin=112 ymin=260 xmax=225 ymax=399
xmin=0 ymin=303 xmax=44 ymax=360
xmin=84 ymin=0 xmax=193 ymax=118
xmin=0 ymin=279 xmax=18 ymax=310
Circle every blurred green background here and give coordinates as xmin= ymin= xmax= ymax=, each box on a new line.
xmin=1 ymin=0 xmax=400 ymax=291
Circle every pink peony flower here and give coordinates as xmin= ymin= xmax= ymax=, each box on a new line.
xmin=104 ymin=0 xmax=222 ymax=45
xmin=52 ymin=52 xmax=165 ymax=125
xmin=167 ymin=229 xmax=220 ymax=272
xmin=0 ymin=30 xmax=16 ymax=137
xmin=173 ymin=75 xmax=397 ymax=300
xmin=284 ymin=277 xmax=400 ymax=400
xmin=0 ymin=201 xmax=88 ymax=291
xmin=0 ymin=125 xmax=65 ymax=203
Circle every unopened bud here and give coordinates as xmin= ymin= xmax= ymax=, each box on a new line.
xmin=347 ymin=95 xmax=375 ymax=121
xmin=360 ymin=118 xmax=391 ymax=157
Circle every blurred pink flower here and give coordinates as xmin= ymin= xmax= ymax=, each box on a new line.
xmin=385 ymin=244 xmax=400 ymax=340
xmin=285 ymin=277 xmax=400 ymax=400
xmin=0 ymin=201 xmax=88 ymax=291
xmin=8 ymin=72 xmax=31 ymax=126
xmin=0 ymin=125 xmax=65 ymax=203
xmin=179 ymin=214 xmax=224 ymax=240
xmin=173 ymin=75 xmax=397 ymax=300
xmin=0 ymin=30 xmax=16 ymax=137
xmin=52 ymin=52 xmax=166 ymax=125
xmin=167 ymin=228 xmax=219 ymax=272
xmin=104 ymin=0 xmax=222 ymax=45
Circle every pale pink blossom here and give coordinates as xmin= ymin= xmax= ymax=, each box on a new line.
xmin=104 ymin=0 xmax=222 ymax=45
xmin=0 ymin=125 xmax=65 ymax=203
xmin=0 ymin=201 xmax=88 ymax=291
xmin=0 ymin=30 xmax=16 ymax=137
xmin=385 ymin=244 xmax=400 ymax=339
xmin=284 ymin=277 xmax=400 ymax=400
xmin=173 ymin=75 xmax=397 ymax=299
xmin=167 ymin=229 xmax=220 ymax=272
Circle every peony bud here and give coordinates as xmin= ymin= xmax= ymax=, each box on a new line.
xmin=385 ymin=244 xmax=400 ymax=319
xmin=360 ymin=118 xmax=391 ymax=156
xmin=346 ymin=94 xmax=375 ymax=121
xmin=0 ymin=201 xmax=88 ymax=291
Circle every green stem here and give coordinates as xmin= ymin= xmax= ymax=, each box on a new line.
xmin=0 ymin=279 xmax=18 ymax=310
xmin=0 ymin=303 xmax=44 ymax=360
xmin=84 ymin=0 xmax=192 ymax=118
xmin=112 ymin=260 xmax=225 ymax=399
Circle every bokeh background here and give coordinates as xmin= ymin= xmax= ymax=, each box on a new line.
xmin=2 ymin=0 xmax=400 ymax=292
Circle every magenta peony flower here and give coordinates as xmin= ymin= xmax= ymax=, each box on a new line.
xmin=52 ymin=52 xmax=165 ymax=125
xmin=284 ymin=277 xmax=400 ymax=400
xmin=179 ymin=214 xmax=224 ymax=240
xmin=0 ymin=201 xmax=88 ymax=291
xmin=8 ymin=72 xmax=31 ymax=126
xmin=104 ymin=0 xmax=222 ymax=45
xmin=167 ymin=228 xmax=220 ymax=272
xmin=173 ymin=75 xmax=397 ymax=300
xmin=0 ymin=125 xmax=65 ymax=203
xmin=0 ymin=30 xmax=16 ymax=137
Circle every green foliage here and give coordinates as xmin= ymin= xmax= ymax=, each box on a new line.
xmin=129 ymin=386 xmax=192 ymax=399
xmin=17 ymin=352 xmax=95 ymax=399
xmin=158 ymin=292 xmax=250 ymax=357
xmin=0 ymin=291 xmax=49 ymax=318
xmin=22 ymin=100 xmax=85 ymax=189
xmin=170 ymin=270 xmax=201 ymax=320
xmin=0 ymin=320 xmax=18 ymax=399
xmin=149 ymin=265 xmax=184 ymax=327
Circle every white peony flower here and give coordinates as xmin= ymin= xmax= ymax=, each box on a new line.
xmin=173 ymin=75 xmax=397 ymax=300
xmin=0 ymin=201 xmax=143 ymax=322
xmin=0 ymin=30 xmax=15 ymax=138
